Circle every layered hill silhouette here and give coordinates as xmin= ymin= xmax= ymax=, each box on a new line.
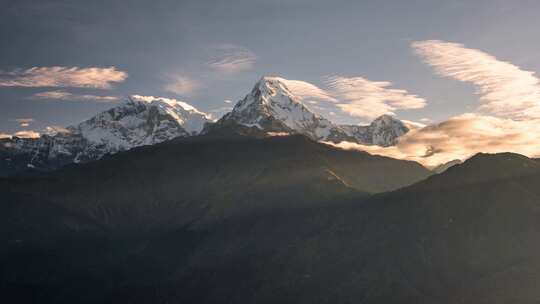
xmin=1 ymin=126 xmax=429 ymax=233
xmin=3 ymin=123 xmax=540 ymax=303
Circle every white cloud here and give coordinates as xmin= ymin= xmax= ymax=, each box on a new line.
xmin=224 ymin=99 xmax=233 ymax=104
xmin=164 ymin=75 xmax=200 ymax=96
xmin=32 ymin=90 xmax=119 ymax=102
xmin=44 ymin=126 xmax=70 ymax=136
xmin=0 ymin=66 xmax=127 ymax=89
xmin=14 ymin=118 xmax=34 ymax=127
xmin=207 ymin=44 xmax=256 ymax=73
xmin=0 ymin=130 xmax=41 ymax=139
xmin=208 ymin=106 xmax=234 ymax=120
xmin=401 ymin=119 xmax=426 ymax=129
xmin=412 ymin=40 xmax=540 ymax=119
xmin=276 ymin=78 xmax=337 ymax=103
xmin=325 ymin=76 xmax=426 ymax=119
xmin=329 ymin=113 xmax=540 ymax=168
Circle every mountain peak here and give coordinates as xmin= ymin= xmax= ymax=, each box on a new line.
xmin=128 ymin=95 xmax=208 ymax=116
xmin=372 ymin=114 xmax=400 ymax=124
xmin=219 ymin=76 xmax=338 ymax=140
xmin=218 ymin=76 xmax=411 ymax=146
xmin=0 ymin=96 xmax=212 ymax=175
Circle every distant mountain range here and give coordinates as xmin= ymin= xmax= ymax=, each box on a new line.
xmin=0 ymin=77 xmax=411 ymax=176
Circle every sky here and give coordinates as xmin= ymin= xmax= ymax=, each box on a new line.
xmin=2 ymin=0 xmax=540 ymax=166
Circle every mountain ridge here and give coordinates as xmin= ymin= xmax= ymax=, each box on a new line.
xmin=1 ymin=76 xmax=413 ymax=177
xmin=0 ymin=95 xmax=213 ymax=176
xmin=216 ymin=76 xmax=410 ymax=146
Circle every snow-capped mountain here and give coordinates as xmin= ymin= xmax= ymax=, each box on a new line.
xmin=340 ymin=115 xmax=409 ymax=147
xmin=216 ymin=76 xmax=353 ymax=142
xmin=0 ymin=95 xmax=212 ymax=175
xmin=1 ymin=77 xmax=411 ymax=176
xmin=216 ymin=76 xmax=409 ymax=146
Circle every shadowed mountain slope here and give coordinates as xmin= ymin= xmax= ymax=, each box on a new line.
xmin=1 ymin=127 xmax=429 ymax=233
xmin=5 ymin=138 xmax=538 ymax=303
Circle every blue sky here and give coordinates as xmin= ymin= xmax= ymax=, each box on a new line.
xmin=2 ymin=0 xmax=540 ymax=140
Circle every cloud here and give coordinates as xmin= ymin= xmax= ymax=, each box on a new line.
xmin=0 ymin=66 xmax=127 ymax=89
xmin=44 ymin=126 xmax=70 ymax=136
xmin=164 ymin=75 xmax=200 ymax=96
xmin=15 ymin=118 xmax=34 ymax=127
xmin=325 ymin=76 xmax=426 ymax=119
xmin=224 ymin=99 xmax=233 ymax=104
xmin=0 ymin=130 xmax=41 ymax=139
xmin=208 ymin=106 xmax=234 ymax=120
xmin=276 ymin=78 xmax=337 ymax=103
xmin=1 ymin=126 xmax=71 ymax=140
xmin=412 ymin=40 xmax=540 ymax=119
xmin=32 ymin=90 xmax=119 ymax=102
xmin=207 ymin=44 xmax=256 ymax=73
xmin=401 ymin=119 xmax=426 ymax=129
xmin=329 ymin=113 xmax=540 ymax=168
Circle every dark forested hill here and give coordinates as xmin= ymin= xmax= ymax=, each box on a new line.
xmin=4 ymin=133 xmax=539 ymax=303
xmin=0 ymin=128 xmax=429 ymax=232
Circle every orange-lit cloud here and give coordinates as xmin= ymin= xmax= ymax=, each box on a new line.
xmin=329 ymin=113 xmax=540 ymax=168
xmin=412 ymin=40 xmax=540 ymax=119
xmin=0 ymin=66 xmax=127 ymax=89
xmin=5 ymin=130 xmax=41 ymax=139
xmin=33 ymin=91 xmax=119 ymax=102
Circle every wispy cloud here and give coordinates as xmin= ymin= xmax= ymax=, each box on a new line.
xmin=328 ymin=41 xmax=540 ymax=166
xmin=401 ymin=119 xmax=426 ymax=129
xmin=14 ymin=118 xmax=34 ymax=127
xmin=163 ymin=75 xmax=200 ymax=96
xmin=276 ymin=78 xmax=337 ymax=103
xmin=0 ymin=130 xmax=41 ymax=139
xmin=412 ymin=40 xmax=540 ymax=119
xmin=44 ymin=126 xmax=70 ymax=136
xmin=330 ymin=113 xmax=540 ymax=167
xmin=208 ymin=106 xmax=234 ymax=120
xmin=0 ymin=66 xmax=127 ymax=89
xmin=325 ymin=76 xmax=427 ymax=119
xmin=207 ymin=44 xmax=256 ymax=73
xmin=32 ymin=90 xmax=119 ymax=102
xmin=1 ymin=126 xmax=72 ymax=139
